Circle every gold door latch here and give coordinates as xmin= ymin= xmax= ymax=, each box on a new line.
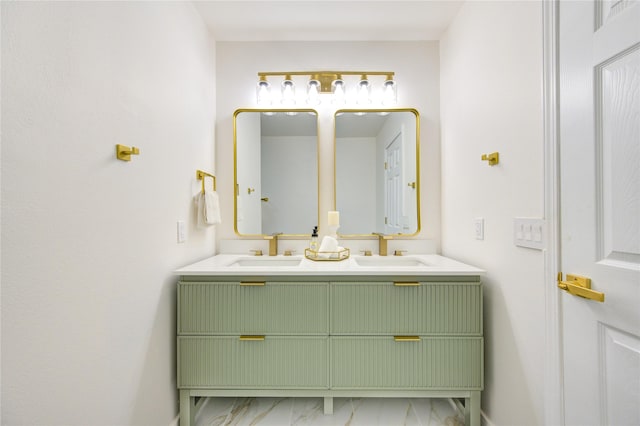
xmin=557 ymin=273 xmax=605 ymax=303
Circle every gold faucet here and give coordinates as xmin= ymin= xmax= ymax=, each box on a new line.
xmin=373 ymin=232 xmax=393 ymax=256
xmin=264 ymin=232 xmax=283 ymax=256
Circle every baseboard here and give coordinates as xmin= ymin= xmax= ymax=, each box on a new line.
xmin=481 ymin=410 xmax=496 ymax=426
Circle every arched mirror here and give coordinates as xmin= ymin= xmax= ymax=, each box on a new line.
xmin=334 ymin=108 xmax=420 ymax=236
xmin=234 ymin=109 xmax=319 ymax=236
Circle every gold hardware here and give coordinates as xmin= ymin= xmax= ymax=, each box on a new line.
xmin=394 ymin=281 xmax=420 ymax=287
xmin=239 ymin=335 xmax=265 ymax=341
xmin=373 ymin=232 xmax=393 ymax=256
xmin=407 ymin=182 xmax=416 ymax=189
xmin=261 ymin=197 xmax=269 ymax=202
xmin=360 ymin=250 xmax=372 ymax=256
xmin=264 ymin=232 xmax=283 ymax=256
xmin=557 ymin=273 xmax=605 ymax=303
xmin=240 ymin=281 xmax=266 ymax=286
xmin=394 ymin=336 xmax=421 ymax=342
xmin=393 ymin=250 xmax=406 ymax=256
xmin=481 ymin=152 xmax=500 ymax=166
xmin=250 ymin=249 xmax=263 ymax=256
xmin=116 ymin=144 xmax=140 ymax=161
xmin=247 ymin=188 xmax=255 ymax=194
xmin=196 ymin=169 xmax=216 ymax=192
xmin=283 ymin=250 xmax=295 ymax=256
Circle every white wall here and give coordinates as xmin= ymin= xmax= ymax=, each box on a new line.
xmin=1 ymin=2 xmax=215 ymax=424
xmin=440 ymin=2 xmax=545 ymax=424
xmin=336 ymin=137 xmax=377 ymax=234
xmin=216 ymin=41 xmax=441 ymax=245
xmin=261 ymin=135 xmax=317 ymax=235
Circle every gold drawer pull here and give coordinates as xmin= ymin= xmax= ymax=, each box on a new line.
xmin=240 ymin=281 xmax=266 ymax=286
xmin=239 ymin=335 xmax=265 ymax=341
xmin=394 ymin=336 xmax=421 ymax=342
xmin=394 ymin=282 xmax=420 ymax=287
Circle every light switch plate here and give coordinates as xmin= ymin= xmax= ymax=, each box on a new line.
xmin=177 ymin=220 xmax=186 ymax=243
xmin=474 ymin=218 xmax=484 ymax=240
xmin=514 ymin=217 xmax=545 ymax=250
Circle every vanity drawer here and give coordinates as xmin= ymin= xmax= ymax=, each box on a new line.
xmin=178 ymin=336 xmax=328 ymax=389
xmin=178 ymin=281 xmax=329 ymax=334
xmin=331 ymin=282 xmax=481 ymax=335
xmin=331 ymin=336 xmax=483 ymax=389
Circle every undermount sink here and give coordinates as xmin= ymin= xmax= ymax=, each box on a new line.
xmin=228 ymin=257 xmax=302 ymax=267
xmin=354 ymin=256 xmax=431 ymax=267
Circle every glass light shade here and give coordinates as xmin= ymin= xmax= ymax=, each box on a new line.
xmin=307 ymin=79 xmax=321 ymax=105
xmin=357 ymin=78 xmax=371 ymax=105
xmin=256 ymin=80 xmax=271 ymax=106
xmin=281 ymin=78 xmax=296 ymax=107
xmin=382 ymin=79 xmax=397 ymax=106
xmin=332 ymin=79 xmax=346 ymax=105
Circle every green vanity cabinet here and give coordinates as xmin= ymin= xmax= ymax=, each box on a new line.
xmin=177 ymin=275 xmax=483 ymax=426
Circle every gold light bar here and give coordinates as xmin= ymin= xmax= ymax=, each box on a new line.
xmin=257 ymin=71 xmax=395 ymax=93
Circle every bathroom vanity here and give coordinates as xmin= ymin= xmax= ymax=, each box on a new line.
xmin=175 ymin=254 xmax=484 ymax=426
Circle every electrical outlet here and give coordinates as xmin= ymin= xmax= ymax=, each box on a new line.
xmin=514 ymin=218 xmax=544 ymax=250
xmin=474 ymin=218 xmax=484 ymax=240
xmin=177 ymin=220 xmax=186 ymax=243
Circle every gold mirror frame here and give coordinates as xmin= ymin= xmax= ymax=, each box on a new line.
xmin=233 ymin=108 xmax=320 ymax=237
xmin=333 ymin=108 xmax=421 ymax=237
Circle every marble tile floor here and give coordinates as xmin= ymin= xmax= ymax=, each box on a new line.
xmin=195 ymin=397 xmax=464 ymax=426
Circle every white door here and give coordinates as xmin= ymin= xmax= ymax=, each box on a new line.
xmin=385 ymin=133 xmax=403 ymax=234
xmin=559 ymin=1 xmax=640 ymax=424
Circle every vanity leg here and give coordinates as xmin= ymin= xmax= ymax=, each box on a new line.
xmin=179 ymin=390 xmax=195 ymax=426
xmin=465 ymin=391 xmax=481 ymax=426
xmin=323 ymin=396 xmax=334 ymax=415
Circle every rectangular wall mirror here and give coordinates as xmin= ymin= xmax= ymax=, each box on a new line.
xmin=234 ymin=109 xmax=319 ymax=236
xmin=334 ymin=108 xmax=420 ymax=236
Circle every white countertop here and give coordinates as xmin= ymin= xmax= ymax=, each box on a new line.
xmin=174 ymin=254 xmax=484 ymax=277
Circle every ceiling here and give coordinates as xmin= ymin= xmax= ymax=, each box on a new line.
xmin=192 ymin=1 xmax=465 ymax=41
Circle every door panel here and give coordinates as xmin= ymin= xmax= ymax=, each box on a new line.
xmin=559 ymin=1 xmax=640 ymax=424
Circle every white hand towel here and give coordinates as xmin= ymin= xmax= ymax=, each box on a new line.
xmin=203 ymin=190 xmax=221 ymax=225
xmin=318 ymin=236 xmax=339 ymax=258
xmin=196 ymin=190 xmax=221 ymax=228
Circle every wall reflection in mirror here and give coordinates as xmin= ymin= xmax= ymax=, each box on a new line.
xmin=234 ymin=109 xmax=318 ymax=236
xmin=335 ymin=109 xmax=420 ymax=236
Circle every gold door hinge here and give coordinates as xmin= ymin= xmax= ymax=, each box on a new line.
xmin=557 ymin=273 xmax=605 ymax=303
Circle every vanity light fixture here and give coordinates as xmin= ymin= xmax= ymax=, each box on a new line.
xmin=332 ymin=75 xmax=346 ymax=105
xmin=356 ymin=75 xmax=371 ymax=105
xmin=382 ymin=74 xmax=397 ymax=106
xmin=281 ymin=75 xmax=296 ymax=107
xmin=256 ymin=71 xmax=396 ymax=106
xmin=256 ymin=75 xmax=271 ymax=107
xmin=307 ymin=75 xmax=321 ymax=105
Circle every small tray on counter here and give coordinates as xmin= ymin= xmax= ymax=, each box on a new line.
xmin=304 ymin=248 xmax=350 ymax=262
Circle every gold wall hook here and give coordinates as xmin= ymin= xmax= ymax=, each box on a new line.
xmin=116 ymin=144 xmax=140 ymax=161
xmin=481 ymin=152 xmax=499 ymax=166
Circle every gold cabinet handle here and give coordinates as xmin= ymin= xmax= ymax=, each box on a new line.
xmin=240 ymin=281 xmax=266 ymax=286
xmin=239 ymin=335 xmax=265 ymax=341
xmin=394 ymin=281 xmax=420 ymax=287
xmin=394 ymin=336 xmax=421 ymax=342
xmin=557 ymin=273 xmax=605 ymax=303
